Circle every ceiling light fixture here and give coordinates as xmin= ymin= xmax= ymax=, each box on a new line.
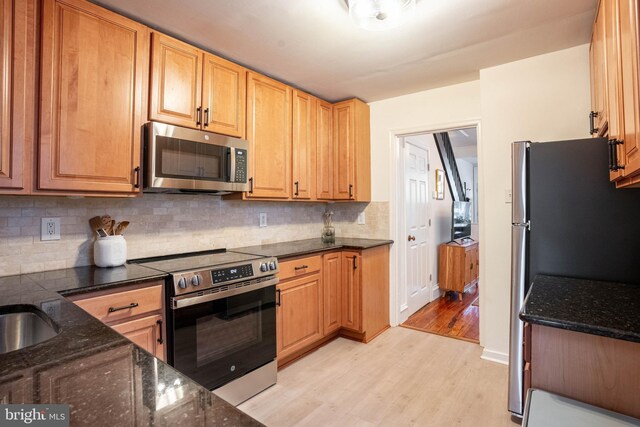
xmin=348 ymin=0 xmax=416 ymax=31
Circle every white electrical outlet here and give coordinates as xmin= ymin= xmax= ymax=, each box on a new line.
xmin=259 ymin=213 xmax=267 ymax=227
xmin=505 ymin=189 xmax=513 ymax=204
xmin=41 ymin=217 xmax=61 ymax=241
xmin=357 ymin=212 xmax=366 ymax=225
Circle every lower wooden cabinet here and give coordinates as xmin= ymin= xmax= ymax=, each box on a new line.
xmin=438 ymin=241 xmax=479 ymax=300
xmin=276 ymin=272 xmax=323 ymax=362
xmin=70 ymin=280 xmax=166 ymax=361
xmin=530 ymin=324 xmax=640 ymax=419
xmin=276 ymin=246 xmax=390 ymax=367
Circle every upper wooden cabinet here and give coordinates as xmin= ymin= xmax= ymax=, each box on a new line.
xmin=39 ymin=0 xmax=148 ymax=194
xmin=292 ymin=90 xmax=316 ymax=200
xmin=246 ymin=72 xmax=292 ymax=199
xmin=150 ymin=33 xmax=246 ymax=137
xmin=0 ymin=0 xmax=35 ymax=194
xmin=591 ymin=0 xmax=640 ymax=186
xmin=333 ymin=99 xmax=371 ymax=201
xmin=316 ymin=99 xmax=334 ymax=200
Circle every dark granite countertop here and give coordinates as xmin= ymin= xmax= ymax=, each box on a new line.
xmin=0 ymin=272 xmax=261 ymax=426
xmin=233 ymin=237 xmax=394 ymax=259
xmin=520 ymin=274 xmax=640 ymax=343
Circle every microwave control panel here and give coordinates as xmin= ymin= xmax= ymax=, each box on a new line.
xmin=234 ymin=149 xmax=247 ymax=183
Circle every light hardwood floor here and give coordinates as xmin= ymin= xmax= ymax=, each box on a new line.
xmin=239 ymin=327 xmax=518 ymax=427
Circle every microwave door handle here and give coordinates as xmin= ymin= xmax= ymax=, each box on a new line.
xmin=229 ymin=147 xmax=236 ymax=182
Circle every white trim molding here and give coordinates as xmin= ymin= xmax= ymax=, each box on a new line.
xmin=481 ymin=348 xmax=509 ymax=365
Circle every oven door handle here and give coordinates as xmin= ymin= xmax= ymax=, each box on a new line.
xmin=172 ymin=277 xmax=279 ymax=310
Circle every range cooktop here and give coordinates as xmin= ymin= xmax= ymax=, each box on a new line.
xmin=128 ymin=249 xmax=266 ymax=273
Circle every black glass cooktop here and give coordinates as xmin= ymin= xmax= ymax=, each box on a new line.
xmin=129 ymin=249 xmax=265 ymax=273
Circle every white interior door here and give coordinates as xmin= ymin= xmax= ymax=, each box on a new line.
xmin=403 ymin=142 xmax=431 ymax=319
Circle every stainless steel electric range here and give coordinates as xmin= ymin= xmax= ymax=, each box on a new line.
xmin=130 ymin=249 xmax=278 ymax=406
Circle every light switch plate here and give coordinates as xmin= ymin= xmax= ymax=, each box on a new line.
xmin=505 ymin=189 xmax=512 ymax=204
xmin=357 ymin=212 xmax=366 ymax=225
xmin=259 ymin=213 xmax=267 ymax=227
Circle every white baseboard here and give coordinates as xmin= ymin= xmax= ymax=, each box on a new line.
xmin=431 ymin=284 xmax=442 ymax=301
xmin=481 ymin=348 xmax=509 ymax=365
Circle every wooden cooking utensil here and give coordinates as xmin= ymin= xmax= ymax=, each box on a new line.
xmin=109 ymin=219 xmax=116 ymax=235
xmin=89 ymin=216 xmax=103 ymax=234
xmin=115 ymin=221 xmax=130 ymax=235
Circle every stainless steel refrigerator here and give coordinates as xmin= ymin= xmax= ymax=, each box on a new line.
xmin=508 ymin=138 xmax=640 ymax=416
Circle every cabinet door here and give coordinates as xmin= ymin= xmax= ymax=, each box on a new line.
xmin=590 ymin=3 xmax=608 ymax=136
xmin=276 ymin=273 xmax=323 ymax=360
xmin=619 ymin=0 xmax=640 ymax=177
xmin=333 ymin=101 xmax=355 ymax=200
xmin=246 ymin=72 xmax=292 ymax=199
xmin=341 ymin=251 xmax=361 ymax=332
xmin=150 ymin=32 xmax=202 ymax=129
xmin=0 ymin=0 xmax=34 ymax=193
xmin=322 ymin=252 xmax=342 ymax=335
xmin=316 ymin=99 xmax=334 ymax=199
xmin=111 ymin=313 xmax=165 ymax=361
xmin=39 ymin=0 xmax=148 ymax=193
xmin=37 ymin=345 xmax=144 ymax=425
xmin=292 ymin=90 xmax=315 ymax=200
xmin=464 ymin=248 xmax=474 ymax=286
xmin=605 ymin=0 xmax=626 ymax=181
xmin=202 ymin=53 xmax=246 ymax=138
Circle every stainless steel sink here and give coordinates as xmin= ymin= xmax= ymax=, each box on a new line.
xmin=0 ymin=305 xmax=59 ymax=354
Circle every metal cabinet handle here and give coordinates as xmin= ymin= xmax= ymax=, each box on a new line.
xmin=349 ymin=184 xmax=353 ymax=199
xmin=248 ymin=177 xmax=254 ymax=194
xmin=294 ymin=265 xmax=308 ymax=270
xmin=156 ymin=319 xmax=163 ymax=344
xmin=608 ymin=139 xmax=625 ymax=171
xmin=294 ymin=181 xmax=299 ymax=196
xmin=203 ymin=108 xmax=209 ymax=127
xmin=108 ymin=302 xmax=138 ymax=313
xmin=196 ymin=106 xmax=202 ymax=126
xmin=407 ymin=235 xmax=415 ymax=241
xmin=276 ymin=289 xmax=281 ymax=307
xmin=353 ymin=256 xmax=357 ymax=270
xmin=133 ymin=166 xmax=141 ymax=188
xmin=589 ymin=111 xmax=599 ymax=135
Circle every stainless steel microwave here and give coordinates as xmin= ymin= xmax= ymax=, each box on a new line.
xmin=144 ymin=122 xmax=249 ymax=195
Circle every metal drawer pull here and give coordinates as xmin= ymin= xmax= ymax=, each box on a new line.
xmin=276 ymin=289 xmax=281 ymax=307
xmin=108 ymin=302 xmax=139 ymax=313
xmin=157 ymin=319 xmax=163 ymax=344
xmin=294 ymin=265 xmax=309 ymax=270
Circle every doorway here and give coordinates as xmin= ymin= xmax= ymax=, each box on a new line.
xmin=395 ymin=126 xmax=480 ymax=343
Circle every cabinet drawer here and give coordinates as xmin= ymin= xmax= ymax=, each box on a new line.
xmin=278 ymin=255 xmax=322 ymax=281
xmin=73 ymin=284 xmax=163 ymax=324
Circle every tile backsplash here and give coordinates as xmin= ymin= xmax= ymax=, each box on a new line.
xmin=0 ymin=195 xmax=389 ymax=276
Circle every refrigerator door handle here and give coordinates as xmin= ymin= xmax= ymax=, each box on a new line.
xmin=508 ymin=224 xmax=528 ymax=415
xmin=512 ymin=142 xmax=529 ymax=224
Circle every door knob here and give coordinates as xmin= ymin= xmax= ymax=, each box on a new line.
xmin=408 ymin=235 xmax=416 ymax=241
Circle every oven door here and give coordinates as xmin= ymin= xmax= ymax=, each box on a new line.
xmin=169 ymin=282 xmax=276 ymax=391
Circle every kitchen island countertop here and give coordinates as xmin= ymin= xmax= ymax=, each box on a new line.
xmin=520 ymin=274 xmax=640 ymax=343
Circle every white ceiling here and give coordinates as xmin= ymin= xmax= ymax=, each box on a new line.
xmin=94 ymin=0 xmax=597 ymax=102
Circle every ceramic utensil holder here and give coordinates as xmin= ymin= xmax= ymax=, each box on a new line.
xmin=94 ymin=235 xmax=127 ymax=267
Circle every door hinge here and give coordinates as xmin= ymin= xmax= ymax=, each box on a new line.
xmin=429 ymin=274 xmax=432 ymax=282
xmin=428 ymin=219 xmax=431 ymax=227
xmin=427 ymin=163 xmax=430 ymax=172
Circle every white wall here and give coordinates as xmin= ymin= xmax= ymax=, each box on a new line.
xmin=478 ymin=44 xmax=591 ymax=361
xmin=369 ymin=80 xmax=482 ymax=326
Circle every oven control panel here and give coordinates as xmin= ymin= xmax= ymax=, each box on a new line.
xmin=171 ymin=257 xmax=278 ymax=296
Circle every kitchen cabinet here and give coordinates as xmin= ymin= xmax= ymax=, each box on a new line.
xmin=438 ymin=241 xmax=479 ymax=301
xmin=150 ymin=32 xmax=246 ymax=138
xmin=322 ymin=252 xmax=342 ymax=335
xmin=590 ymin=0 xmax=640 ymax=186
xmin=0 ymin=375 xmax=30 ymax=404
xmin=246 ymin=72 xmax=292 ymax=199
xmin=292 ymin=90 xmax=316 ymax=200
xmin=590 ymin=2 xmax=607 ymax=137
xmin=530 ymin=324 xmax=640 ymax=419
xmin=39 ymin=0 xmax=148 ymax=194
xmin=0 ymin=0 xmax=35 ymax=194
xmin=276 ymin=255 xmax=323 ymax=364
xmin=70 ymin=280 xmax=166 ymax=361
xmin=333 ymin=99 xmax=371 ymax=201
xmin=316 ymin=99 xmax=334 ymax=199
xmin=340 ymin=251 xmax=362 ymax=332
xmin=37 ymin=344 xmax=146 ymax=425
